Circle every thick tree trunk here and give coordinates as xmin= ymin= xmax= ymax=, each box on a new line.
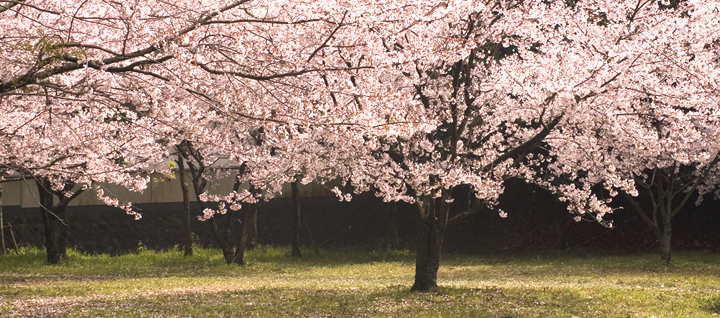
xmin=411 ymin=219 xmax=444 ymax=291
xmin=411 ymin=195 xmax=448 ymax=292
xmin=177 ymin=156 xmax=193 ymax=257
xmin=38 ymin=179 xmax=64 ymax=264
xmin=35 ymin=178 xmax=83 ymax=264
xmin=291 ymin=177 xmax=302 ymax=258
xmin=58 ymin=207 xmax=69 ymax=259
xmin=232 ymin=184 xmax=262 ymax=264
xmin=208 ymin=216 xmax=235 ymax=264
xmin=232 ymin=205 xmax=255 ymax=265
xmin=0 ymin=181 xmax=5 ymax=255
xmin=41 ymin=211 xmax=62 ymax=264
xmin=660 ymin=213 xmax=673 ymax=265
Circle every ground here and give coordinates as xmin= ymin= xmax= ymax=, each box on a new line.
xmin=0 ymin=247 xmax=718 ymax=317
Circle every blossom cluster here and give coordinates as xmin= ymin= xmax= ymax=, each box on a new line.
xmin=2 ymin=0 xmax=719 ymax=222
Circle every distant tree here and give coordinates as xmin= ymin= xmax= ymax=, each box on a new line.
xmin=317 ymin=0 xmax=720 ymax=289
xmin=539 ymin=0 xmax=720 ymax=265
xmin=548 ymin=96 xmax=720 ymax=264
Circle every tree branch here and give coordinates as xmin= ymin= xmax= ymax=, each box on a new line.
xmin=447 ymin=197 xmax=483 ymax=227
xmin=195 ymin=62 xmax=372 ymax=81
xmin=0 ymin=0 xmax=25 ymax=14
xmin=1 ymin=0 xmax=253 ymax=94
xmin=307 ymin=11 xmax=347 ymax=63
xmin=481 ymin=112 xmax=563 ymax=172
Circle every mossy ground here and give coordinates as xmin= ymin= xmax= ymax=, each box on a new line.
xmin=1 ymin=247 xmax=718 ymax=317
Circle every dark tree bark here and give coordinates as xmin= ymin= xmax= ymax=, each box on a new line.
xmin=290 ymin=176 xmax=302 ymax=258
xmin=176 ymin=155 xmax=193 ymax=257
xmin=621 ymin=165 xmax=712 ymax=266
xmin=411 ymin=194 xmax=450 ymax=291
xmin=36 ymin=177 xmax=83 ymax=264
xmin=177 ymin=140 xmax=233 ymax=263
xmin=232 ymin=210 xmax=248 ymax=265
xmin=209 ymin=215 xmax=235 ymax=264
xmin=38 ymin=179 xmax=62 ymax=264
xmin=232 ymin=202 xmax=257 ymax=265
xmin=553 ymin=204 xmax=573 ymax=250
xmin=411 ymin=190 xmax=482 ymax=292
xmin=412 ymin=219 xmax=445 ymax=291
xmin=660 ymin=212 xmax=673 ymax=264
xmin=58 ymin=205 xmax=70 ymax=258
xmin=1 ymin=180 xmax=5 ymax=255
xmin=176 ymin=140 xmax=262 ymax=265
xmin=229 ymin=182 xmax=261 ymax=265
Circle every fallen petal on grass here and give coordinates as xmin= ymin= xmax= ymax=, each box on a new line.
xmin=0 ymin=247 xmax=718 ymax=317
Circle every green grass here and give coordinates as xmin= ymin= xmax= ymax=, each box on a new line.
xmin=1 ymin=247 xmax=718 ymax=317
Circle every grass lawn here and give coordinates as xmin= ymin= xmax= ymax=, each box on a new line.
xmin=0 ymin=247 xmax=718 ymax=317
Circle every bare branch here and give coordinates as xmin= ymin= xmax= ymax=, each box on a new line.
xmin=307 ymin=11 xmax=347 ymax=62
xmin=195 ymin=62 xmax=372 ymax=81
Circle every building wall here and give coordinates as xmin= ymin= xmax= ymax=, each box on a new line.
xmin=2 ymin=173 xmax=334 ymax=208
xmin=2 ymin=178 xmax=719 ymax=255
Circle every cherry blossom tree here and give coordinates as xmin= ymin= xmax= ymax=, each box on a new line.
xmin=175 ymin=139 xmax=266 ymax=264
xmin=4 ymin=0 xmax=719 ymax=284
xmin=0 ymin=0 xmax=459 ymax=199
xmin=0 ymin=0 xmax=410 ymax=263
xmin=309 ymin=0 xmax=720 ymax=288
xmin=549 ymin=96 xmax=720 ymax=265
xmin=0 ymin=83 xmax=164 ymax=263
xmin=540 ymin=0 xmax=720 ymax=265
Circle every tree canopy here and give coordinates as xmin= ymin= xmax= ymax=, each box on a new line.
xmin=2 ymin=0 xmax=719 ymax=283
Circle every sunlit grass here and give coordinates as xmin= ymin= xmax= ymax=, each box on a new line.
xmin=1 ymin=247 xmax=718 ymax=317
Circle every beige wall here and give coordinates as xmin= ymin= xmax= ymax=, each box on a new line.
xmin=1 ymin=173 xmax=333 ymax=208
xmin=1 ymin=180 xmax=23 ymax=206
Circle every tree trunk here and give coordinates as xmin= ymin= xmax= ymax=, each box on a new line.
xmin=411 ymin=195 xmax=448 ymax=292
xmin=177 ymin=156 xmax=193 ymax=257
xmin=35 ymin=178 xmax=83 ymax=264
xmin=232 ymin=205 xmax=255 ymax=265
xmin=291 ymin=177 xmax=302 ymax=258
xmin=623 ymin=190 xmax=666 ymax=263
xmin=41 ymin=211 xmax=62 ymax=264
xmin=38 ymin=179 xmax=63 ymax=264
xmin=660 ymin=212 xmax=673 ymax=265
xmin=58 ymin=207 xmax=69 ymax=259
xmin=412 ymin=220 xmax=444 ymax=291
xmin=232 ymin=184 xmax=262 ymax=265
xmin=176 ymin=140 xmax=235 ymax=263
xmin=208 ymin=216 xmax=235 ymax=264
xmin=0 ymin=180 xmax=5 ymax=255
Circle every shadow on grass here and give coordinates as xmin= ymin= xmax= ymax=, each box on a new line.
xmin=4 ymin=249 xmax=719 ymax=317
xmin=4 ymin=284 xmax=589 ymax=318
xmin=441 ymin=250 xmax=720 ymax=278
xmin=3 ymin=247 xmax=719 ymax=284
xmin=702 ymin=296 xmax=720 ymax=315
